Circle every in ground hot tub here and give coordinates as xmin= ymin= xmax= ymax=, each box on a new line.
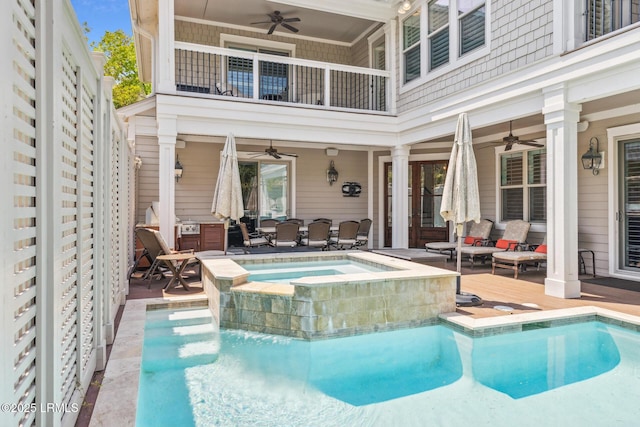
xmin=200 ymin=251 xmax=457 ymax=340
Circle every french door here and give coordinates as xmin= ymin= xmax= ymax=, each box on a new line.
xmin=384 ymin=160 xmax=449 ymax=247
xmin=619 ymin=139 xmax=640 ymax=270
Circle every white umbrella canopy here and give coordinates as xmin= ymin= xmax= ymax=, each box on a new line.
xmin=212 ymin=133 xmax=245 ymax=252
xmin=440 ymin=113 xmax=481 ymax=280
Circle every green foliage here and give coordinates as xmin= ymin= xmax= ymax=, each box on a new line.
xmin=91 ymin=30 xmax=150 ymax=109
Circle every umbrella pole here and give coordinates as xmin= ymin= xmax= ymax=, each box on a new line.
xmin=224 ymin=218 xmax=229 ymax=255
xmin=456 ymin=223 xmax=463 ymax=294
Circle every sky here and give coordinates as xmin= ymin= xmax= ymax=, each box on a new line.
xmin=70 ymin=0 xmax=132 ymax=45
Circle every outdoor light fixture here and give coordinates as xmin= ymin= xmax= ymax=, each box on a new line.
xmin=581 ymin=137 xmax=603 ymax=175
xmin=327 ymin=160 xmax=339 ymax=185
xmin=397 ymin=0 xmax=412 ymax=14
xmin=175 ymin=155 xmax=184 ymax=182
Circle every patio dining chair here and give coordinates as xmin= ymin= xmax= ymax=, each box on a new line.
xmin=329 ymin=220 xmax=360 ymax=250
xmin=492 ymin=236 xmax=547 ymax=279
xmin=132 ymin=228 xmax=199 ymax=288
xmin=239 ymin=223 xmax=270 ymax=249
xmin=300 ymin=221 xmax=331 ymax=250
xmin=270 ymin=222 xmax=300 ymax=247
xmin=425 ymin=219 xmax=494 ymax=259
xmin=355 ymin=218 xmax=372 ymax=248
xmin=459 ymin=220 xmax=531 ymax=268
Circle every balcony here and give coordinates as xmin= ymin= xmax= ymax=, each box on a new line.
xmin=175 ymin=42 xmax=391 ymax=114
xmin=585 ymin=0 xmax=640 ymax=41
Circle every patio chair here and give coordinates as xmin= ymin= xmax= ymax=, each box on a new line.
xmin=283 ymin=218 xmax=304 ymax=226
xmin=300 ymin=221 xmax=331 ymax=249
xmin=239 ymin=223 xmax=270 ymax=248
xmin=459 ymin=220 xmax=531 ymax=268
xmin=425 ymin=219 xmax=494 ymax=259
xmin=260 ymin=218 xmax=280 ymax=227
xmin=270 ymin=222 xmax=300 ymax=247
xmin=492 ymin=236 xmax=547 ymax=279
xmin=329 ymin=220 xmax=360 ymax=250
xmin=313 ymin=218 xmax=332 ymax=225
xmin=355 ymin=218 xmax=372 ymax=248
xmin=133 ymin=228 xmax=199 ymax=288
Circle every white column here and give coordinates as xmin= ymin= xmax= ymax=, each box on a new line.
xmin=157 ymin=114 xmax=178 ymax=247
xmin=543 ymin=84 xmax=581 ymax=298
xmin=157 ymin=0 xmax=175 ymax=93
xmin=391 ymin=145 xmax=410 ymax=248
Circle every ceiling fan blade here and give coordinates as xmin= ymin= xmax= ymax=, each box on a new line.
xmin=283 ymin=17 xmax=301 ymax=22
xmin=504 ymin=142 xmax=513 ymax=151
xmin=281 ymin=23 xmax=299 ymax=33
xmin=271 ymin=152 xmax=281 ymax=159
xmin=280 ymin=152 xmax=298 ymax=157
xmin=268 ymin=24 xmax=277 ymax=35
xmin=518 ymin=141 xmax=544 ymax=147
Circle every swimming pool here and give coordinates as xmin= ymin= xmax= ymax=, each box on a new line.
xmin=136 ymin=307 xmax=640 ymax=427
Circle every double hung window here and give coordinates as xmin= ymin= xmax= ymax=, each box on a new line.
xmin=499 ymin=148 xmax=547 ymax=223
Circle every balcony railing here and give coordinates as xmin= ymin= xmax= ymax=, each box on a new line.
xmin=174 ymin=42 xmax=390 ymax=113
xmin=585 ymin=0 xmax=640 ymax=41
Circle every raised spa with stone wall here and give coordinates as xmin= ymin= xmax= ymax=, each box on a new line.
xmin=200 ymin=251 xmax=457 ymax=340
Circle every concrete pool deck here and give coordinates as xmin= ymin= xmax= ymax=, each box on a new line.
xmin=88 ymin=259 xmax=640 ymax=426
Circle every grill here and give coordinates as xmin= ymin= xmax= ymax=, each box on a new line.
xmin=179 ymin=222 xmax=200 ymax=235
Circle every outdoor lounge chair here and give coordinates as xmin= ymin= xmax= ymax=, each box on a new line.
xmin=239 ymin=222 xmax=270 ymax=248
xmin=270 ymin=222 xmax=300 ymax=247
xmin=425 ymin=219 xmax=493 ymax=259
xmin=132 ymin=227 xmax=199 ymax=288
xmin=492 ymin=237 xmax=547 ymax=279
xmin=459 ymin=220 xmax=531 ymax=268
xmin=300 ymin=221 xmax=331 ymax=249
xmin=329 ymin=220 xmax=360 ymax=250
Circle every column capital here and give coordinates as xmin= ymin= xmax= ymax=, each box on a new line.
xmin=157 ymin=114 xmax=177 ymax=143
xmin=542 ymin=84 xmax=581 ymax=125
xmin=391 ymin=144 xmax=410 ymax=158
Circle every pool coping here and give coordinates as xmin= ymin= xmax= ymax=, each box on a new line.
xmin=90 ymin=297 xmax=640 ymax=427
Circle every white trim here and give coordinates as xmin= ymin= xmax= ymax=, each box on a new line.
xmin=219 ymin=33 xmax=297 ymax=57
xmin=607 ymin=122 xmax=640 ymax=279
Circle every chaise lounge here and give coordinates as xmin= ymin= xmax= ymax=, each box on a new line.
xmin=492 ymin=237 xmax=547 ymax=279
xmin=425 ymin=219 xmax=493 ymax=259
xmin=459 ymin=220 xmax=531 ymax=268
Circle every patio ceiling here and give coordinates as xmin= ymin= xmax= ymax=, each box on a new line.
xmin=174 ymin=0 xmax=394 ymax=44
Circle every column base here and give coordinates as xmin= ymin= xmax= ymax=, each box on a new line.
xmin=544 ymin=277 xmax=581 ymax=298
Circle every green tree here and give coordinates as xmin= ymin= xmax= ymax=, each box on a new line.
xmin=91 ymin=30 xmax=151 ymax=109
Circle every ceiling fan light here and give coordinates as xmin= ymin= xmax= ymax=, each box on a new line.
xmin=402 ymin=0 xmax=412 ymax=11
xmin=398 ymin=4 xmax=406 ymax=14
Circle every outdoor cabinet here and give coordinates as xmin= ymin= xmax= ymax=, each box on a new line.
xmin=179 ymin=234 xmax=200 ymax=252
xmin=200 ymin=223 xmax=225 ymax=251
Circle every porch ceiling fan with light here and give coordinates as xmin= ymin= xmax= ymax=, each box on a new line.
xmin=251 ymin=10 xmax=301 ymax=35
xmin=262 ymin=141 xmax=298 ymax=159
xmin=498 ymin=121 xmax=544 ymax=151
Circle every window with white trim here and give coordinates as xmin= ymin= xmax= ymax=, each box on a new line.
xmin=402 ymin=10 xmax=422 ymax=83
xmin=499 ymin=148 xmax=547 ymax=223
xmin=400 ymin=0 xmax=488 ymax=86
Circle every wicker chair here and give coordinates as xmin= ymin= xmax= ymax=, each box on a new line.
xmin=355 ymin=218 xmax=372 ymax=248
xmin=270 ymin=222 xmax=300 ymax=247
xmin=300 ymin=221 xmax=331 ymax=249
xmin=329 ymin=220 xmax=360 ymax=250
xmin=239 ymin=223 xmax=270 ymax=248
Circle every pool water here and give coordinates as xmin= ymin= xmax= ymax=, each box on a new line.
xmin=136 ymin=308 xmax=640 ymax=427
xmin=240 ymin=259 xmax=389 ymax=284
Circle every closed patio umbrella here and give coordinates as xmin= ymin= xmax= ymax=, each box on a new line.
xmin=440 ymin=113 xmax=483 ymax=306
xmin=212 ymin=133 xmax=244 ymax=253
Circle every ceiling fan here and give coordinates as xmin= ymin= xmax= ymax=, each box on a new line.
xmin=262 ymin=141 xmax=298 ymax=159
xmin=499 ymin=121 xmax=544 ymax=151
xmin=251 ymin=10 xmax=301 ymax=35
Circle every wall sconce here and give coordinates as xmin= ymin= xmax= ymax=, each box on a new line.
xmin=581 ymin=137 xmax=603 ymax=175
xmin=327 ymin=160 xmax=339 ymax=186
xmin=397 ymin=0 xmax=412 ymax=14
xmin=175 ymin=155 xmax=184 ymax=182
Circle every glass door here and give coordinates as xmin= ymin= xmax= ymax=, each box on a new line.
xmin=620 ymin=139 xmax=640 ymax=270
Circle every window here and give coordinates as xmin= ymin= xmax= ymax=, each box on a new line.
xmin=227 ymin=46 xmax=290 ymax=99
xmin=499 ymin=148 xmax=546 ymax=223
xmin=402 ymin=10 xmax=421 ymax=83
xmin=459 ymin=0 xmax=486 ymax=55
xmin=586 ymin=0 xmax=640 ymax=41
xmin=239 ymin=158 xmax=293 ymax=225
xmin=428 ymin=0 xmax=450 ymax=70
xmin=400 ymin=0 xmax=488 ymax=87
